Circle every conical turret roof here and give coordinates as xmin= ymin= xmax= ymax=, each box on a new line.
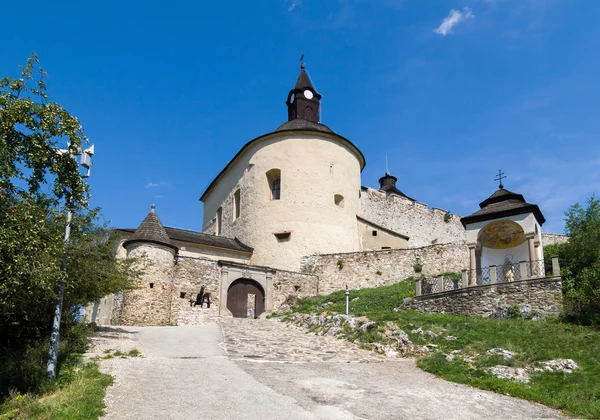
xmin=122 ymin=205 xmax=178 ymax=252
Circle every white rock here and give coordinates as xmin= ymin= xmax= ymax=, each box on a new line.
xmin=445 ymin=335 xmax=457 ymax=341
xmin=488 ymin=366 xmax=531 ymax=383
xmin=540 ymin=359 xmax=578 ymax=373
xmin=486 ymin=348 xmax=514 ymax=362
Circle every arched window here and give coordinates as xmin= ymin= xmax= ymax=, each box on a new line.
xmin=334 ymin=194 xmax=344 ymax=208
xmin=233 ymin=189 xmax=241 ymax=221
xmin=266 ymin=169 xmax=281 ymax=200
xmin=216 ymin=207 xmax=222 ymax=236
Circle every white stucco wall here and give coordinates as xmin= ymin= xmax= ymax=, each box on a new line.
xmin=202 ymin=132 xmax=363 ymax=271
xmin=465 ymin=213 xmax=545 ymax=268
xmin=357 ymin=218 xmax=408 ymax=250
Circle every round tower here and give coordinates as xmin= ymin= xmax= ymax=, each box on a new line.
xmin=120 ymin=205 xmax=179 ymax=325
xmin=201 ymin=64 xmax=365 ymax=271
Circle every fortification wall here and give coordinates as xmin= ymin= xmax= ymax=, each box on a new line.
xmin=272 ymin=269 xmax=319 ymax=308
xmin=360 ymin=188 xmax=466 ymax=247
xmin=541 ymin=233 xmax=569 ymax=246
xmin=301 ymin=243 xmax=469 ymax=295
xmin=405 ymin=278 xmax=562 ymax=318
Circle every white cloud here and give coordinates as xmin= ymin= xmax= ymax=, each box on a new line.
xmin=144 ymin=181 xmax=168 ymax=189
xmin=287 ymin=0 xmax=301 ymax=12
xmin=434 ymin=7 xmax=474 ymax=36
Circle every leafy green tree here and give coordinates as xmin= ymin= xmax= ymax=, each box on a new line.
xmin=552 ymin=195 xmax=600 ymax=326
xmin=0 ymin=53 xmax=87 ymax=208
xmin=0 ymin=55 xmax=135 ymax=396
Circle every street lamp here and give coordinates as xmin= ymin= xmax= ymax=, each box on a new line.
xmin=46 ymin=144 xmax=94 ymax=381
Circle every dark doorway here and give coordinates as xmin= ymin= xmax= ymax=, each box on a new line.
xmin=227 ymin=279 xmax=265 ymax=318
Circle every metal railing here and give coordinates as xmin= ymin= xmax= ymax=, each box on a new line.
xmin=416 ymin=257 xmax=559 ymax=297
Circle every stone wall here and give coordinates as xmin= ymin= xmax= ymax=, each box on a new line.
xmin=272 ymin=269 xmax=319 ymax=308
xmin=360 ymin=188 xmax=467 ymax=247
xmin=301 ymin=243 xmax=469 ymax=295
xmin=406 ymin=278 xmax=562 ymax=318
xmin=108 ymin=250 xmax=317 ymax=325
xmin=542 ymin=233 xmax=569 ymax=246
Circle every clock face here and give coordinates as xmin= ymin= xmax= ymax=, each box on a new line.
xmin=303 ymin=90 xmax=314 ymax=99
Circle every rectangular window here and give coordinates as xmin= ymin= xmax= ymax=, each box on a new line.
xmin=216 ymin=207 xmax=222 ymax=235
xmin=233 ymin=189 xmax=241 ymax=220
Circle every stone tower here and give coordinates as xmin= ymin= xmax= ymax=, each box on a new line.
xmin=119 ymin=205 xmax=179 ymax=326
xmin=201 ymin=64 xmax=365 ymax=271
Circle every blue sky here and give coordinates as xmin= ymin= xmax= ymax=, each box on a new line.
xmin=1 ymin=0 xmax=598 ymax=234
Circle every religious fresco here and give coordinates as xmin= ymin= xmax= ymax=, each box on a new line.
xmin=478 ymin=220 xmax=526 ymax=249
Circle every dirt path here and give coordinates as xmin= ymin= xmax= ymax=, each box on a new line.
xmin=90 ymin=320 xmax=565 ymax=419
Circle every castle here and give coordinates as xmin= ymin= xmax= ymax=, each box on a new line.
xmin=85 ymin=64 xmax=566 ymax=326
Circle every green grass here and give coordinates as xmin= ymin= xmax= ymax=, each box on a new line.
xmin=293 ymin=280 xmax=600 ymax=419
xmin=0 ymin=363 xmax=113 ymax=420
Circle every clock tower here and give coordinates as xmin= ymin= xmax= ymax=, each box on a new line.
xmin=286 ymin=63 xmax=322 ymax=123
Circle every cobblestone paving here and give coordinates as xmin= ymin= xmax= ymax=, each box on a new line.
xmin=219 ymin=318 xmax=385 ymax=363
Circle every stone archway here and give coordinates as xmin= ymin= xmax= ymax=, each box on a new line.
xmin=227 ymin=279 xmax=265 ymax=318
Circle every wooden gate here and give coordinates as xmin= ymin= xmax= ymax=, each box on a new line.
xmin=226 ymin=279 xmax=265 ymax=318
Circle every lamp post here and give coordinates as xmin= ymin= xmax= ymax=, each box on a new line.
xmin=46 ymin=144 xmax=94 ymax=381
xmin=345 ymin=285 xmax=350 ymax=315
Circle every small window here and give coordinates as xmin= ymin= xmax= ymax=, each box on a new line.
xmin=233 ymin=189 xmax=241 ymax=220
xmin=216 ymin=207 xmax=222 ymax=236
xmin=334 ymin=194 xmax=344 ymax=207
xmin=381 ymin=246 xmax=391 ymax=250
xmin=274 ymin=232 xmax=291 ymax=241
xmin=271 ymin=178 xmax=281 ymax=200
xmin=149 ymin=283 xmax=154 ymax=289
xmin=372 ymin=230 xmax=378 ymax=236
xmin=266 ymin=169 xmax=281 ymax=200
xmin=180 ymin=292 xmax=187 ymax=299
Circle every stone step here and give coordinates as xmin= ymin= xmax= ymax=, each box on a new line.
xmin=177 ymin=305 xmax=220 ymax=325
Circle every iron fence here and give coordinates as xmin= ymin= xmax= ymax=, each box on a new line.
xmin=417 ymin=258 xmax=558 ymax=297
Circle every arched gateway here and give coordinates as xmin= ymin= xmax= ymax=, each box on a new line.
xmin=227 ymin=279 xmax=265 ymax=318
xmin=218 ymin=260 xmax=274 ymax=317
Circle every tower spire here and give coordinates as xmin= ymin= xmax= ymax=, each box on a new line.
xmin=286 ymin=61 xmax=322 ymax=123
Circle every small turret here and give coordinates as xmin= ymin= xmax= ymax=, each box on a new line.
xmin=123 ymin=204 xmax=179 ymax=255
xmin=378 ymin=172 xmax=414 ymax=201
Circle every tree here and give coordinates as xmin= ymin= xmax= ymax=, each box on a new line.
xmin=0 ymin=55 xmax=135 ymax=396
xmin=0 ymin=53 xmax=87 ymax=208
xmin=554 ymin=195 xmax=600 ymax=326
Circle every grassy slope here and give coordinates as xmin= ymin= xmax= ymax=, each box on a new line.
xmin=0 ymin=364 xmax=112 ymax=420
xmin=293 ymin=281 xmax=600 ymax=419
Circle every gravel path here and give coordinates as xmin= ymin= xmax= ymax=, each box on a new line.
xmin=90 ymin=320 xmax=565 ymax=419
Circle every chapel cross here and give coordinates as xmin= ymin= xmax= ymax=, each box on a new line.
xmin=300 ymin=53 xmax=305 ymax=65
xmin=494 ymin=170 xmax=506 ymax=189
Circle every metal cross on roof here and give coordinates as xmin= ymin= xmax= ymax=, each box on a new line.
xmin=494 ymin=170 xmax=506 ymax=189
xmin=300 ymin=53 xmax=305 ymax=64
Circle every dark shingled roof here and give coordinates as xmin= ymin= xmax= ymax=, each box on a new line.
xmin=122 ymin=205 xmax=178 ymax=252
xmin=460 ymin=188 xmax=546 ymax=227
xmin=118 ymin=226 xmax=253 ymax=253
xmin=378 ymin=173 xmax=415 ymax=201
xmin=275 ymin=119 xmax=333 ymax=133
xmin=294 ymin=64 xmax=316 ymax=91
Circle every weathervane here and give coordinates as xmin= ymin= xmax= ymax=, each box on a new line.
xmin=494 ymin=169 xmax=506 ymax=189
xmin=300 ymin=53 xmax=305 ymax=67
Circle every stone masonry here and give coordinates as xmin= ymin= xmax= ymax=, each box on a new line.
xmin=113 ymin=251 xmax=319 ymax=326
xmin=361 ymin=188 xmax=467 ymax=247
xmin=301 ymin=242 xmax=469 ymax=295
xmin=405 ymin=277 xmax=562 ymax=318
